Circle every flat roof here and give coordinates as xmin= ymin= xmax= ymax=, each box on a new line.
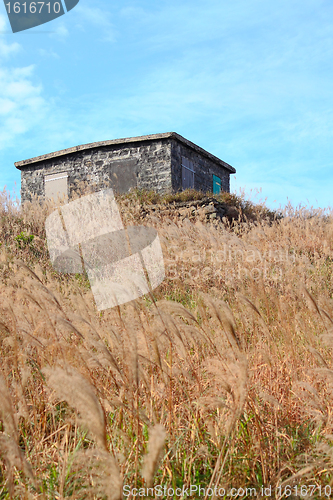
xmin=15 ymin=132 xmax=236 ymax=173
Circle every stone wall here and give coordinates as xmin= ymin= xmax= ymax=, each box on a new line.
xmin=20 ymin=138 xmax=172 ymax=203
xmin=18 ymin=133 xmax=235 ymax=203
xmin=171 ymin=139 xmax=230 ymax=193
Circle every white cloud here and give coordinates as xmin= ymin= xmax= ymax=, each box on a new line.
xmin=0 ymin=98 xmax=16 ymax=115
xmin=0 ymin=64 xmax=48 ymax=149
xmin=74 ymin=4 xmax=116 ymax=41
xmin=0 ymin=38 xmax=20 ymax=57
xmin=39 ymin=48 xmax=59 ymax=58
xmin=50 ymin=24 xmax=69 ymax=39
xmin=0 ymin=16 xmax=48 ymax=149
xmin=0 ymin=14 xmax=20 ymax=56
xmin=0 ymin=13 xmax=8 ymax=32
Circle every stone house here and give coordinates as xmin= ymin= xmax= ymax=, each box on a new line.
xmin=15 ymin=132 xmax=236 ymax=203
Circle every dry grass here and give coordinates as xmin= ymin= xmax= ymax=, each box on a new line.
xmin=0 ymin=186 xmax=333 ymax=498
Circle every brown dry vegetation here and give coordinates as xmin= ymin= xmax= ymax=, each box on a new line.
xmin=0 ymin=186 xmax=333 ymax=499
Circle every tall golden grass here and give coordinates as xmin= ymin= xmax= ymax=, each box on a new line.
xmin=0 ymin=186 xmax=333 ymax=498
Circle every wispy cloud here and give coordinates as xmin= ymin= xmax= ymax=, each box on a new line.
xmin=0 ymin=63 xmax=48 ymax=149
xmin=0 ymin=14 xmax=47 ymax=147
xmin=38 ymin=48 xmax=59 ymax=58
xmin=74 ymin=4 xmax=116 ymax=41
xmin=50 ymin=24 xmax=69 ymax=39
xmin=0 ymin=14 xmax=20 ymax=55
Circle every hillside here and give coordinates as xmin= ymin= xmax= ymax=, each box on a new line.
xmin=0 ymin=187 xmax=333 ymax=498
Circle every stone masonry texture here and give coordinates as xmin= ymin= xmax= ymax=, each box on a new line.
xmin=15 ymin=132 xmax=236 ymax=203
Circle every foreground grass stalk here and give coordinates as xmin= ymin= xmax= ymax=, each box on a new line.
xmin=0 ymin=188 xmax=333 ymax=497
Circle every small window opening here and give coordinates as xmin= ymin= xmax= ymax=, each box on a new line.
xmin=181 ymin=157 xmax=194 ymax=190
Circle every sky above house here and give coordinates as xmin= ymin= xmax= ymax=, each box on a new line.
xmin=0 ymin=0 xmax=332 ymax=210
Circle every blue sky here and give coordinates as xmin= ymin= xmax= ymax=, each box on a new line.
xmin=0 ymin=0 xmax=332 ymax=209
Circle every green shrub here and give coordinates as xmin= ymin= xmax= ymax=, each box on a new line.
xmin=14 ymin=231 xmax=34 ymax=249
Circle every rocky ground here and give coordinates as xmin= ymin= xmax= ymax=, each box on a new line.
xmin=136 ymin=196 xmax=241 ymax=224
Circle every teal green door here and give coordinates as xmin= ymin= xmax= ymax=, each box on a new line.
xmin=213 ymin=175 xmax=221 ymax=195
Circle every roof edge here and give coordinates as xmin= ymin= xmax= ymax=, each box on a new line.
xmin=170 ymin=132 xmax=236 ymax=173
xmin=14 ymin=132 xmax=236 ymax=173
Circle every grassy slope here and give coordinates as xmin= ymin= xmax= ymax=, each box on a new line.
xmin=0 ymin=187 xmax=333 ymax=498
